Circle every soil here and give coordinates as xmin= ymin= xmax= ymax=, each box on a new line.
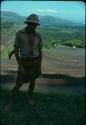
xmin=0 ymin=46 xmax=85 ymax=95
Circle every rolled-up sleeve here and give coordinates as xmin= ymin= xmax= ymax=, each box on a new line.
xmin=14 ymin=32 xmax=20 ymax=49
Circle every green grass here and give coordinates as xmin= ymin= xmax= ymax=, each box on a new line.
xmin=0 ymin=90 xmax=85 ymax=125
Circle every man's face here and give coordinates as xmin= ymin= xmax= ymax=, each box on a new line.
xmin=27 ymin=23 xmax=38 ymax=32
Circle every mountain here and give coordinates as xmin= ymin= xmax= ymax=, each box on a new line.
xmin=1 ymin=11 xmax=84 ymax=27
xmin=1 ymin=11 xmax=25 ymax=24
xmin=39 ymin=15 xmax=83 ymax=27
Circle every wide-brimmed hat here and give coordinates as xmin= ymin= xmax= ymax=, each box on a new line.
xmin=24 ymin=14 xmax=40 ymax=25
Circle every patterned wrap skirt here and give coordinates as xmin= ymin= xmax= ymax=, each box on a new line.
xmin=16 ymin=56 xmax=42 ymax=83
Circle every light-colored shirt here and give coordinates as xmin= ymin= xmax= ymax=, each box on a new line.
xmin=14 ymin=28 xmax=43 ymax=58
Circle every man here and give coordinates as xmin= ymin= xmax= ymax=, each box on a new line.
xmin=5 ymin=14 xmax=43 ymax=111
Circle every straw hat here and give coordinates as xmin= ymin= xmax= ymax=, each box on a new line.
xmin=24 ymin=14 xmax=40 ymax=25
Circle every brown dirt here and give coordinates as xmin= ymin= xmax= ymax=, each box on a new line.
xmin=0 ymin=47 xmax=85 ymax=95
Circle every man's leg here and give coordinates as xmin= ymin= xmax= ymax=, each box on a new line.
xmin=11 ymin=81 xmax=23 ymax=102
xmin=28 ymin=78 xmax=35 ymax=105
xmin=5 ymin=72 xmax=23 ymax=111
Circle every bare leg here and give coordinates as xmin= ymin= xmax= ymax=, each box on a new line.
xmin=5 ymin=72 xmax=23 ymax=111
xmin=11 ymin=82 xmax=23 ymax=102
xmin=28 ymin=79 xmax=35 ymax=105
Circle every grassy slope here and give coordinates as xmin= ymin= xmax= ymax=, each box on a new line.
xmin=0 ymin=90 xmax=85 ymax=125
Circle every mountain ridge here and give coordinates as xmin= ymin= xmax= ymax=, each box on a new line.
xmin=1 ymin=11 xmax=84 ymax=27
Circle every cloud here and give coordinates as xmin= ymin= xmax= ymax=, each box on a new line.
xmin=36 ymin=9 xmax=45 ymax=13
xmin=32 ymin=9 xmax=59 ymax=13
xmin=46 ymin=9 xmax=58 ymax=13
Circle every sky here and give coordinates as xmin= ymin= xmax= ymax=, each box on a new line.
xmin=1 ymin=1 xmax=85 ymax=23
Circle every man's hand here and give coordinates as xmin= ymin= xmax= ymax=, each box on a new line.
xmin=19 ymin=65 xmax=25 ymax=74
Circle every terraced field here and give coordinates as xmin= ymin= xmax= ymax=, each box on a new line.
xmin=1 ymin=46 xmax=85 ymax=77
xmin=0 ymin=46 xmax=85 ymax=95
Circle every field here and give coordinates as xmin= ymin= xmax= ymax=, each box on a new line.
xmin=1 ymin=46 xmax=85 ymax=77
xmin=1 ymin=46 xmax=85 ymax=94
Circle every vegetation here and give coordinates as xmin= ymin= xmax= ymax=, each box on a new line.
xmin=1 ymin=20 xmax=85 ymax=58
xmin=37 ymin=26 xmax=85 ymax=49
xmin=64 ymin=39 xmax=85 ymax=48
xmin=0 ymin=90 xmax=85 ymax=125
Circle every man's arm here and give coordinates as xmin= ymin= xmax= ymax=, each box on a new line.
xmin=38 ymin=33 xmax=43 ymax=59
xmin=39 ymin=48 xmax=42 ymax=60
xmin=14 ymin=48 xmax=22 ymax=66
xmin=14 ymin=32 xmax=22 ymax=66
xmin=14 ymin=48 xmax=25 ymax=73
xmin=14 ymin=32 xmax=25 ymax=73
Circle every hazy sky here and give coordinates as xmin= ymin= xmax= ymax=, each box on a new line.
xmin=1 ymin=1 xmax=85 ymax=23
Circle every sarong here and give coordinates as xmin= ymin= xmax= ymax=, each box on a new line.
xmin=16 ymin=56 xmax=42 ymax=83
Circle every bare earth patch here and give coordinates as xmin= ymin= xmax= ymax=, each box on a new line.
xmin=0 ymin=47 xmax=85 ymax=95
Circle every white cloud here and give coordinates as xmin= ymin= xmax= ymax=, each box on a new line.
xmin=36 ymin=9 xmax=45 ymax=13
xmin=31 ymin=9 xmax=45 ymax=13
xmin=32 ymin=9 xmax=59 ymax=13
xmin=46 ymin=9 xmax=58 ymax=13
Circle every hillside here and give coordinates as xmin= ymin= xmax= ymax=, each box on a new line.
xmin=1 ymin=11 xmax=25 ymax=24
xmin=1 ymin=11 xmax=84 ymax=27
xmin=1 ymin=11 xmax=85 ymax=60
